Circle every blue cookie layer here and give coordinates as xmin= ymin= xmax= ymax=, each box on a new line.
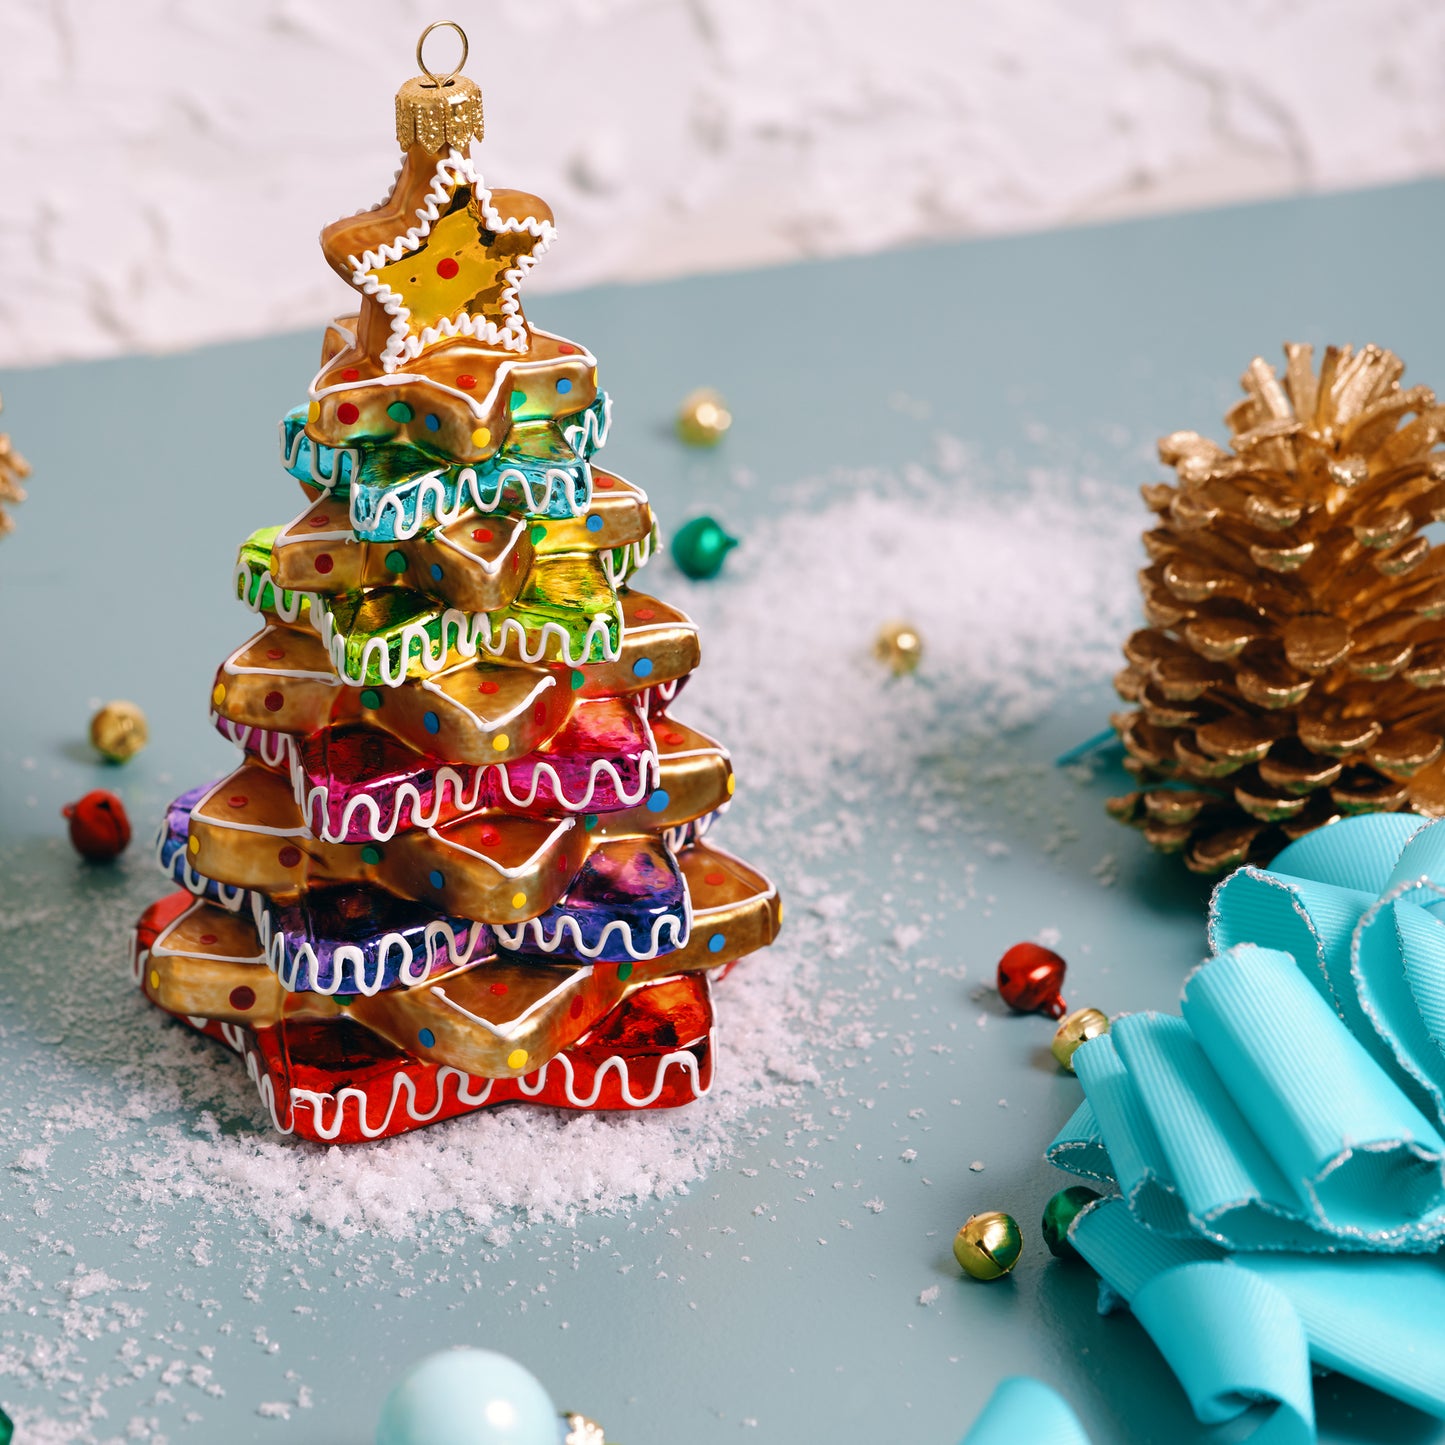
xmin=279 ymin=406 xmax=357 ymax=492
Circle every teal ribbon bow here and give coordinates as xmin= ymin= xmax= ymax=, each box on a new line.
xmin=1047 ymin=812 xmax=1445 ymax=1439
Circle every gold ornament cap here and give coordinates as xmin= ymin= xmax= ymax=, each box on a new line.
xmin=395 ymin=22 xmax=484 ymax=153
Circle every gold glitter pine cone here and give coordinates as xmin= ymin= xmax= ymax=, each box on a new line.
xmin=1110 ymin=342 xmax=1445 ymax=875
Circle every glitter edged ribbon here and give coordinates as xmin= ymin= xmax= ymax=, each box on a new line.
xmin=1047 ymin=812 xmax=1445 ymax=1439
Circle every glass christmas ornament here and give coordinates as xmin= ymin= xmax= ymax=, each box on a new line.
xmin=1042 ymin=1185 xmax=1101 ymax=1259
xmin=128 ymin=26 xmax=779 ymax=1141
xmin=676 ymin=387 xmax=732 ymax=447
xmin=996 ymin=941 xmax=1067 ymax=1018
xmin=873 ymin=620 xmax=923 ymax=675
xmin=672 ymin=515 xmax=737 ymax=579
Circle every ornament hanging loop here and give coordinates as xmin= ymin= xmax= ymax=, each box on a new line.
xmin=416 ymin=20 xmax=468 ymax=89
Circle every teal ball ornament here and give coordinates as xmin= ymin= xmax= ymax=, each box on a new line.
xmin=376 ymin=1348 xmax=559 ymax=1445
xmin=672 ymin=515 xmax=738 ymax=580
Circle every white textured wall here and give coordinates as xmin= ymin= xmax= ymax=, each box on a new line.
xmin=2 ymin=0 xmax=1445 ymax=366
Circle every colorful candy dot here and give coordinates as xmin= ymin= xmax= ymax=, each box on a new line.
xmin=635 ymin=607 xmax=656 ymax=621
xmin=336 ymin=402 xmax=360 ymax=425
xmin=188 ymin=836 xmax=199 ymax=855
xmin=361 ymin=688 xmax=381 ymax=708
xmin=264 ymin=691 xmax=284 ymax=712
xmin=384 ymin=549 xmax=407 ymax=573
xmin=436 ymin=257 xmax=460 ymax=280
xmin=509 ymin=390 xmax=527 ymax=411
xmin=632 ymin=657 xmax=654 ymax=678
xmin=569 ymin=995 xmax=584 ymax=1018
xmin=472 ymin=527 xmax=494 ymax=543
xmin=708 ymin=933 xmax=726 ymax=953
xmin=341 ymin=367 xmax=360 ymax=382
xmin=229 ymin=986 xmax=256 ymax=1011
xmin=315 ymin=553 xmax=334 ymax=574
xmin=570 ymin=669 xmax=585 ymax=690
xmin=511 ymin=892 xmax=527 ymax=909
xmin=308 ymin=513 xmax=329 ymax=527
xmin=558 ymin=343 xmax=577 ymax=355
xmin=427 ymin=869 xmax=444 ymax=891
xmin=646 ymin=790 xmax=670 ymax=814
xmin=507 ymin=1048 xmax=528 ymax=1071
xmin=727 ymin=774 xmax=737 ymax=795
xmin=424 ymin=413 xmax=441 ymax=432
xmin=704 ymin=871 xmax=726 ymax=886
xmin=211 ymin=684 xmax=226 ymax=705
xmin=228 ymin=794 xmax=248 ymax=809
xmin=306 ymin=401 xmax=320 ymax=423
xmin=429 ymin=563 xmax=443 ymax=582
xmin=361 ymin=845 xmax=382 ymax=865
xmin=585 ymin=514 xmax=604 ymax=533
xmin=493 ymin=734 xmax=509 ymax=752
xmin=278 ymin=846 xmax=302 ymax=868
xmin=489 ymin=982 xmax=508 ymax=996
xmin=660 ymin=729 xmax=685 ymax=745
xmin=419 ymin=1027 xmax=436 ymax=1047
xmin=471 ymin=427 xmax=491 ymax=448
xmin=150 ymin=969 xmax=161 ymax=990
xmin=266 ymin=647 xmax=285 ymax=660
xmin=199 ymin=933 xmax=218 ymax=945
xmin=423 ymin=711 xmax=440 ymax=734
xmin=480 ymin=826 xmax=500 ymax=845
xmin=583 ymin=814 xmax=599 ymax=831
xmin=596 ymin=475 xmax=614 ymax=489
xmin=387 ymin=401 xmax=414 ymax=424
xmin=529 ymin=524 xmax=546 ymax=544
xmin=480 ymin=680 xmax=499 ymax=695
xmin=556 ymin=378 xmax=572 ymax=394
xmin=617 ymin=962 xmax=634 ymax=982
xmin=456 ymin=374 xmax=477 ymax=390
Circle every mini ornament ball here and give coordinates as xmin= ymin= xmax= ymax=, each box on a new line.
xmin=62 ymin=790 xmax=131 ymax=861
xmin=672 ymin=515 xmax=738 ymax=580
xmin=1052 ymin=1006 xmax=1110 ymax=1071
xmin=675 ymin=387 xmax=732 ymax=446
xmin=954 ymin=1211 xmax=1022 ymax=1281
xmin=873 ymin=620 xmax=924 ymax=676
xmin=1042 ymin=1185 xmax=1101 ymax=1259
xmin=561 ymin=1415 xmax=606 ymax=1445
xmin=90 ymin=699 xmax=148 ymax=763
xmin=996 ymin=941 xmax=1067 ymax=1018
xmin=375 ymin=1348 xmax=559 ymax=1445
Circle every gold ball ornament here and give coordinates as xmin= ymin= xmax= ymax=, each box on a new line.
xmin=1051 ymin=1007 xmax=1110 ymax=1071
xmin=90 ymin=700 xmax=148 ymax=764
xmin=874 ymin=620 xmax=924 ymax=675
xmin=676 ymin=388 xmax=732 ymax=447
xmin=953 ymin=1211 xmax=1023 ymax=1281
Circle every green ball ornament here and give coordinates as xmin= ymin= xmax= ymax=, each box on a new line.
xmin=1041 ymin=1185 xmax=1101 ymax=1259
xmin=671 ymin=515 xmax=738 ymax=580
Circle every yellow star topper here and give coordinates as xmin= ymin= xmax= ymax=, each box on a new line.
xmin=349 ymin=151 xmax=556 ymax=372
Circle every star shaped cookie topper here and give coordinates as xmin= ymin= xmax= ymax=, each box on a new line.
xmin=336 ymin=151 xmax=556 ymax=372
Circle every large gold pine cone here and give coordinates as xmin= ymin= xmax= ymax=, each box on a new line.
xmin=1112 ymin=343 xmax=1445 ymax=872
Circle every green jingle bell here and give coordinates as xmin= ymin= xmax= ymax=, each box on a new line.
xmin=1041 ymin=1185 xmax=1101 ymax=1259
xmin=672 ymin=515 xmax=738 ymax=580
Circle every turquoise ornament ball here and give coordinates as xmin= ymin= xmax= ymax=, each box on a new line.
xmin=376 ymin=1348 xmax=559 ymax=1445
xmin=671 ymin=515 xmax=738 ymax=580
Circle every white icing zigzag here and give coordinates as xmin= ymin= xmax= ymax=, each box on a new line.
xmin=279 ymin=417 xmax=359 ymax=487
xmin=349 ymin=149 xmax=556 ymax=371
xmin=496 ymin=885 xmax=691 ymax=962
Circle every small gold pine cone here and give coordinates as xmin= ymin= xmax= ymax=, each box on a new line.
xmin=1113 ymin=343 xmax=1445 ymax=873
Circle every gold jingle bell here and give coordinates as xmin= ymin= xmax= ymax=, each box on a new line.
xmin=874 ymin=620 xmax=923 ymax=675
xmin=1052 ymin=1007 xmax=1110 ymax=1071
xmin=676 ymin=388 xmax=732 ymax=447
xmin=562 ymin=1413 xmax=608 ymax=1445
xmin=953 ymin=1211 xmax=1022 ymax=1280
xmin=90 ymin=700 xmax=149 ymax=764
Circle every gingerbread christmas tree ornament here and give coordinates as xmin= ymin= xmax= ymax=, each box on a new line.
xmin=1109 ymin=343 xmax=1445 ymax=873
xmin=130 ymin=25 xmax=781 ymax=1143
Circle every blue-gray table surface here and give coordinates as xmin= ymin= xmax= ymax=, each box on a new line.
xmin=3 ymin=180 xmax=1443 ymax=1443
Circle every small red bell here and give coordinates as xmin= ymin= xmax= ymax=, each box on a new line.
xmin=996 ymin=941 xmax=1067 ymax=1019
xmin=63 ymin=790 xmax=132 ymax=861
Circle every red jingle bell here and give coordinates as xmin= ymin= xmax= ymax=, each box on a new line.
xmin=63 ymin=790 xmax=132 ymax=861
xmin=996 ymin=941 xmax=1067 ymax=1019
